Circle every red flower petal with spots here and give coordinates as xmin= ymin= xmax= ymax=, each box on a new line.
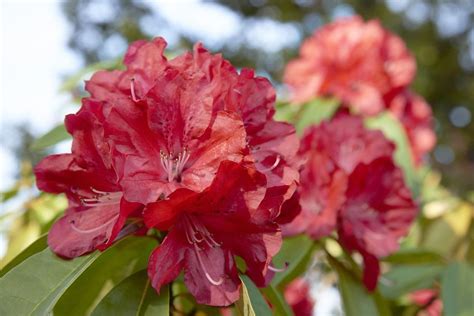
xmin=144 ymin=162 xmax=282 ymax=306
xmin=284 ymin=16 xmax=415 ymax=115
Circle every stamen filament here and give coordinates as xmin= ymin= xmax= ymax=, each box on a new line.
xmin=193 ymin=243 xmax=224 ymax=286
xmin=260 ymin=155 xmax=281 ymax=172
xmin=130 ymin=78 xmax=139 ymax=102
xmin=70 ymin=214 xmax=119 ymax=234
xmin=268 ymin=262 xmax=289 ymax=272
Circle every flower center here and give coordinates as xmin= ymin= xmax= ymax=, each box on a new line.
xmin=160 ymin=149 xmax=190 ymax=183
xmin=182 ymin=215 xmax=223 ymax=286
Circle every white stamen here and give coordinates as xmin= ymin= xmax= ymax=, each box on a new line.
xmin=182 ymin=215 xmax=223 ymax=285
xmin=268 ymin=262 xmax=288 ymax=273
xmin=70 ymin=214 xmax=119 ymax=234
xmin=160 ymin=149 xmax=191 ymax=182
xmin=130 ymin=78 xmax=139 ymax=102
xmin=194 ymin=243 xmax=224 ymax=286
xmin=81 ymin=191 xmax=122 ymax=206
xmin=260 ymin=155 xmax=281 ymax=172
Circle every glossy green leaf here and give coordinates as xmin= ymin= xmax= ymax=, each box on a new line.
xmin=261 ymin=284 xmax=293 ymax=316
xmin=441 ymin=262 xmax=474 ymax=316
xmin=92 ymin=270 xmax=169 ymax=316
xmin=271 ymin=235 xmax=314 ymax=286
xmin=31 ymin=124 xmax=70 ymax=151
xmin=54 ymin=236 xmax=157 ymax=316
xmin=237 ymin=275 xmax=272 ymax=316
xmin=0 ymin=248 xmax=100 ymax=316
xmin=379 ymin=264 xmax=444 ymax=299
xmin=0 ymin=234 xmax=47 ymax=277
xmin=327 ymin=255 xmax=381 ymax=316
xmin=365 ymin=112 xmax=418 ymax=194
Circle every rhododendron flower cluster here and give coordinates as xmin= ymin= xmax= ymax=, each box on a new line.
xmin=35 ymin=37 xmax=300 ymax=306
xmin=284 ymin=16 xmax=436 ymax=164
xmin=32 ymin=14 xmax=438 ymax=312
xmin=284 ymin=111 xmax=418 ymax=290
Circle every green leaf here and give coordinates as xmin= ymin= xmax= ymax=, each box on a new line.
xmin=379 ymin=264 xmax=444 ymax=299
xmin=383 ymin=249 xmax=445 ymax=265
xmin=54 ymin=236 xmax=157 ymax=316
xmin=327 ymin=255 xmax=382 ymax=316
xmin=0 ymin=248 xmax=100 ymax=316
xmin=294 ymin=98 xmax=340 ymax=134
xmin=365 ymin=112 xmax=418 ymax=194
xmin=271 ymin=235 xmax=314 ymax=286
xmin=274 ymin=98 xmax=339 ymax=134
xmin=0 ymin=234 xmax=47 ymax=277
xmin=92 ymin=270 xmax=169 ymax=316
xmin=441 ymin=262 xmax=474 ymax=316
xmin=31 ymin=124 xmax=70 ymax=151
xmin=236 ymin=275 xmax=272 ymax=316
xmin=261 ymin=284 xmax=294 ymax=316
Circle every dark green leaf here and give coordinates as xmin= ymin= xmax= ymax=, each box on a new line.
xmin=92 ymin=270 xmax=169 ymax=316
xmin=271 ymin=235 xmax=314 ymax=286
xmin=0 ymin=248 xmax=100 ymax=316
xmin=365 ymin=112 xmax=418 ymax=194
xmin=237 ymin=275 xmax=272 ymax=316
xmin=441 ymin=262 xmax=474 ymax=316
xmin=31 ymin=124 xmax=70 ymax=151
xmin=327 ymin=255 xmax=382 ymax=316
xmin=379 ymin=264 xmax=444 ymax=299
xmin=0 ymin=234 xmax=47 ymax=277
xmin=54 ymin=236 xmax=157 ymax=315
xmin=261 ymin=284 xmax=293 ymax=316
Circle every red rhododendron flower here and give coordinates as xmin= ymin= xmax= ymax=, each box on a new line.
xmin=411 ymin=289 xmax=443 ymax=316
xmin=284 ymin=16 xmax=416 ymax=115
xmin=35 ymin=100 xmax=141 ymax=258
xmin=284 ymin=278 xmax=315 ymax=316
xmin=283 ymin=112 xmax=417 ymax=290
xmin=83 ymin=38 xmax=299 ymax=214
xmin=338 ymin=157 xmax=418 ymax=290
xmin=144 ymin=162 xmax=282 ymax=306
xmin=283 ymin=112 xmax=395 ymax=239
xmin=388 ymin=90 xmax=436 ymax=165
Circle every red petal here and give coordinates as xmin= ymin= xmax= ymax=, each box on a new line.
xmin=148 ymin=228 xmax=186 ymax=293
xmin=48 ymin=199 xmax=122 ymax=258
xmin=361 ymin=252 xmax=380 ymax=291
